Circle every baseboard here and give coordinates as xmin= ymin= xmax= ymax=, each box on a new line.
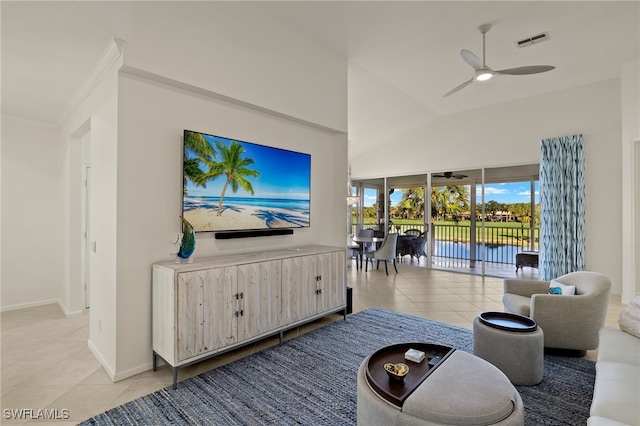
xmin=57 ymin=300 xmax=84 ymax=318
xmin=0 ymin=298 xmax=85 ymax=318
xmin=112 ymin=361 xmax=154 ymax=383
xmin=87 ymin=339 xmax=116 ymax=382
xmin=0 ymin=298 xmax=60 ymax=313
xmin=87 ymin=340 xmax=154 ymax=383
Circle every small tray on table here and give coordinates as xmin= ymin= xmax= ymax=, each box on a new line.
xmin=479 ymin=311 xmax=537 ymax=332
xmin=365 ymin=342 xmax=454 ymax=407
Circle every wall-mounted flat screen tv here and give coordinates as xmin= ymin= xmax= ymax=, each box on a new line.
xmin=182 ymin=130 xmax=311 ymax=233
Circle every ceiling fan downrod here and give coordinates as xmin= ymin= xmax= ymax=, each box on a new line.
xmin=478 ymin=23 xmax=492 ymax=68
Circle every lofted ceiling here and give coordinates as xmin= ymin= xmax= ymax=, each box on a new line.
xmin=2 ymin=2 xmax=639 ymax=159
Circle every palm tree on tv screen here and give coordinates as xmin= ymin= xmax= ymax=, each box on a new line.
xmin=183 ymin=131 xmax=216 ymax=194
xmin=204 ymin=140 xmax=259 ymax=216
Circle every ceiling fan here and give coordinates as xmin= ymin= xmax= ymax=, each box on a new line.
xmin=433 ymin=171 xmax=467 ymax=179
xmin=443 ymin=23 xmax=555 ymax=97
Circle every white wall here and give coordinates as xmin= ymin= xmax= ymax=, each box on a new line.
xmin=1 ymin=118 xmax=63 ymax=310
xmin=113 ymin=73 xmax=347 ymax=378
xmin=57 ymin=52 xmax=122 ymax=376
xmin=93 ymin=1 xmax=347 ymax=133
xmin=351 ymin=79 xmax=623 ymax=294
xmin=16 ymin=1 xmax=348 ymax=381
xmin=93 ymin=3 xmax=349 ymax=379
xmin=621 ymin=58 xmax=640 ymax=303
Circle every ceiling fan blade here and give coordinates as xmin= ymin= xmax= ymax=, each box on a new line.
xmin=461 ymin=49 xmax=482 ymax=71
xmin=496 ymin=65 xmax=555 ymax=76
xmin=443 ymin=78 xmax=473 ymax=98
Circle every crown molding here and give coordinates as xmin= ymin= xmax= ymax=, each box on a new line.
xmin=1 ymin=114 xmax=60 ymax=130
xmin=58 ymin=39 xmax=124 ymax=125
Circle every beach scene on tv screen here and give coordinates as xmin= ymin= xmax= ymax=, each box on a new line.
xmin=183 ymin=131 xmax=311 ymax=232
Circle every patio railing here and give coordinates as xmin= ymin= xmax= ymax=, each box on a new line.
xmin=433 ymin=224 xmax=538 ymax=264
xmin=353 ymin=223 xmax=538 ymax=265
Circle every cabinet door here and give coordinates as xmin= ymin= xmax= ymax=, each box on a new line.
xmin=203 ymin=267 xmax=237 ymax=353
xmin=315 ymin=253 xmax=333 ymax=313
xmin=281 ymin=256 xmax=302 ymax=325
xmin=281 ymin=255 xmax=317 ymax=325
xmin=322 ymin=250 xmax=346 ymax=312
xmin=176 ymin=271 xmax=205 ymax=362
xmin=237 ymin=260 xmax=281 ymax=342
xmin=315 ymin=251 xmax=346 ymax=313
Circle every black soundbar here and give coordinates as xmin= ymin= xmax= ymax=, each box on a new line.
xmin=214 ymin=228 xmax=294 ymax=239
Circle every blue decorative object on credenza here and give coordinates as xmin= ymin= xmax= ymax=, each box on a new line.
xmin=176 ymin=216 xmax=196 ymax=263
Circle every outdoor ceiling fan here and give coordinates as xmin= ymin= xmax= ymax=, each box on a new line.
xmin=432 ymin=171 xmax=467 ymax=179
xmin=443 ymin=23 xmax=555 ymax=97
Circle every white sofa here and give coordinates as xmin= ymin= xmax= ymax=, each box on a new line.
xmin=588 ymin=327 xmax=640 ymax=425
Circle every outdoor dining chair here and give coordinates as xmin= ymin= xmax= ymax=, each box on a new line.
xmin=351 ymin=229 xmax=374 ymax=269
xmin=365 ymin=233 xmax=399 ymax=275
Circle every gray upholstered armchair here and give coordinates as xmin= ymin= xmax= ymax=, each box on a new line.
xmin=502 ymin=271 xmax=611 ymax=352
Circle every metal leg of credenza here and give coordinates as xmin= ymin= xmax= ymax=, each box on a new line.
xmin=153 ymin=352 xmax=157 ymax=371
xmin=172 ymin=367 xmax=178 ymax=390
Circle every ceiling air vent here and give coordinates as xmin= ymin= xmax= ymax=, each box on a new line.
xmin=516 ymin=32 xmax=549 ymax=48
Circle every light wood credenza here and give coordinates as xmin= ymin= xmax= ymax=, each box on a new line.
xmin=152 ymin=245 xmax=347 ymax=388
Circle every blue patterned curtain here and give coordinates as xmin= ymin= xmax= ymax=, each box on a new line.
xmin=539 ymin=134 xmax=586 ymax=280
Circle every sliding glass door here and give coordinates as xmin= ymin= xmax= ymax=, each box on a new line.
xmin=351 ymin=165 xmax=539 ymax=278
xmin=429 ymin=166 xmax=539 ymax=278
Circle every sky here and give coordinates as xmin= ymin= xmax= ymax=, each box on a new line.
xmin=184 ymin=132 xmax=311 ymax=200
xmin=362 ymin=181 xmax=540 ymax=207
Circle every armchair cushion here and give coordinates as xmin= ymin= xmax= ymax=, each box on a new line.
xmin=502 ymin=294 xmax=532 ymax=317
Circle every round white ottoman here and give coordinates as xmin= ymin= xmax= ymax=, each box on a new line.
xmin=357 ymin=350 xmax=524 ymax=426
xmin=473 ymin=312 xmax=544 ymax=386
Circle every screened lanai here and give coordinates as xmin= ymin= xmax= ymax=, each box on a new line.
xmin=350 ymin=164 xmax=540 ymax=279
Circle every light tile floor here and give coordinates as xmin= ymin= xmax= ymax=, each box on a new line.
xmin=0 ymin=264 xmax=626 ymax=424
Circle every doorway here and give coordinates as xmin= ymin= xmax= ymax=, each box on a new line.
xmin=634 ymin=139 xmax=640 ymax=298
xmin=69 ymin=121 xmax=92 ymax=315
xmin=82 ymin=166 xmax=91 ymax=308
xmin=429 ymin=166 xmax=539 ymax=278
xmin=351 ymin=164 xmax=539 ymax=279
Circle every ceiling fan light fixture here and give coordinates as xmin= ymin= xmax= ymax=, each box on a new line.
xmin=475 ymin=70 xmax=494 ymax=81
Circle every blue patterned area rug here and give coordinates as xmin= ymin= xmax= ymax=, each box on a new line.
xmin=80 ymin=308 xmax=595 ymax=425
